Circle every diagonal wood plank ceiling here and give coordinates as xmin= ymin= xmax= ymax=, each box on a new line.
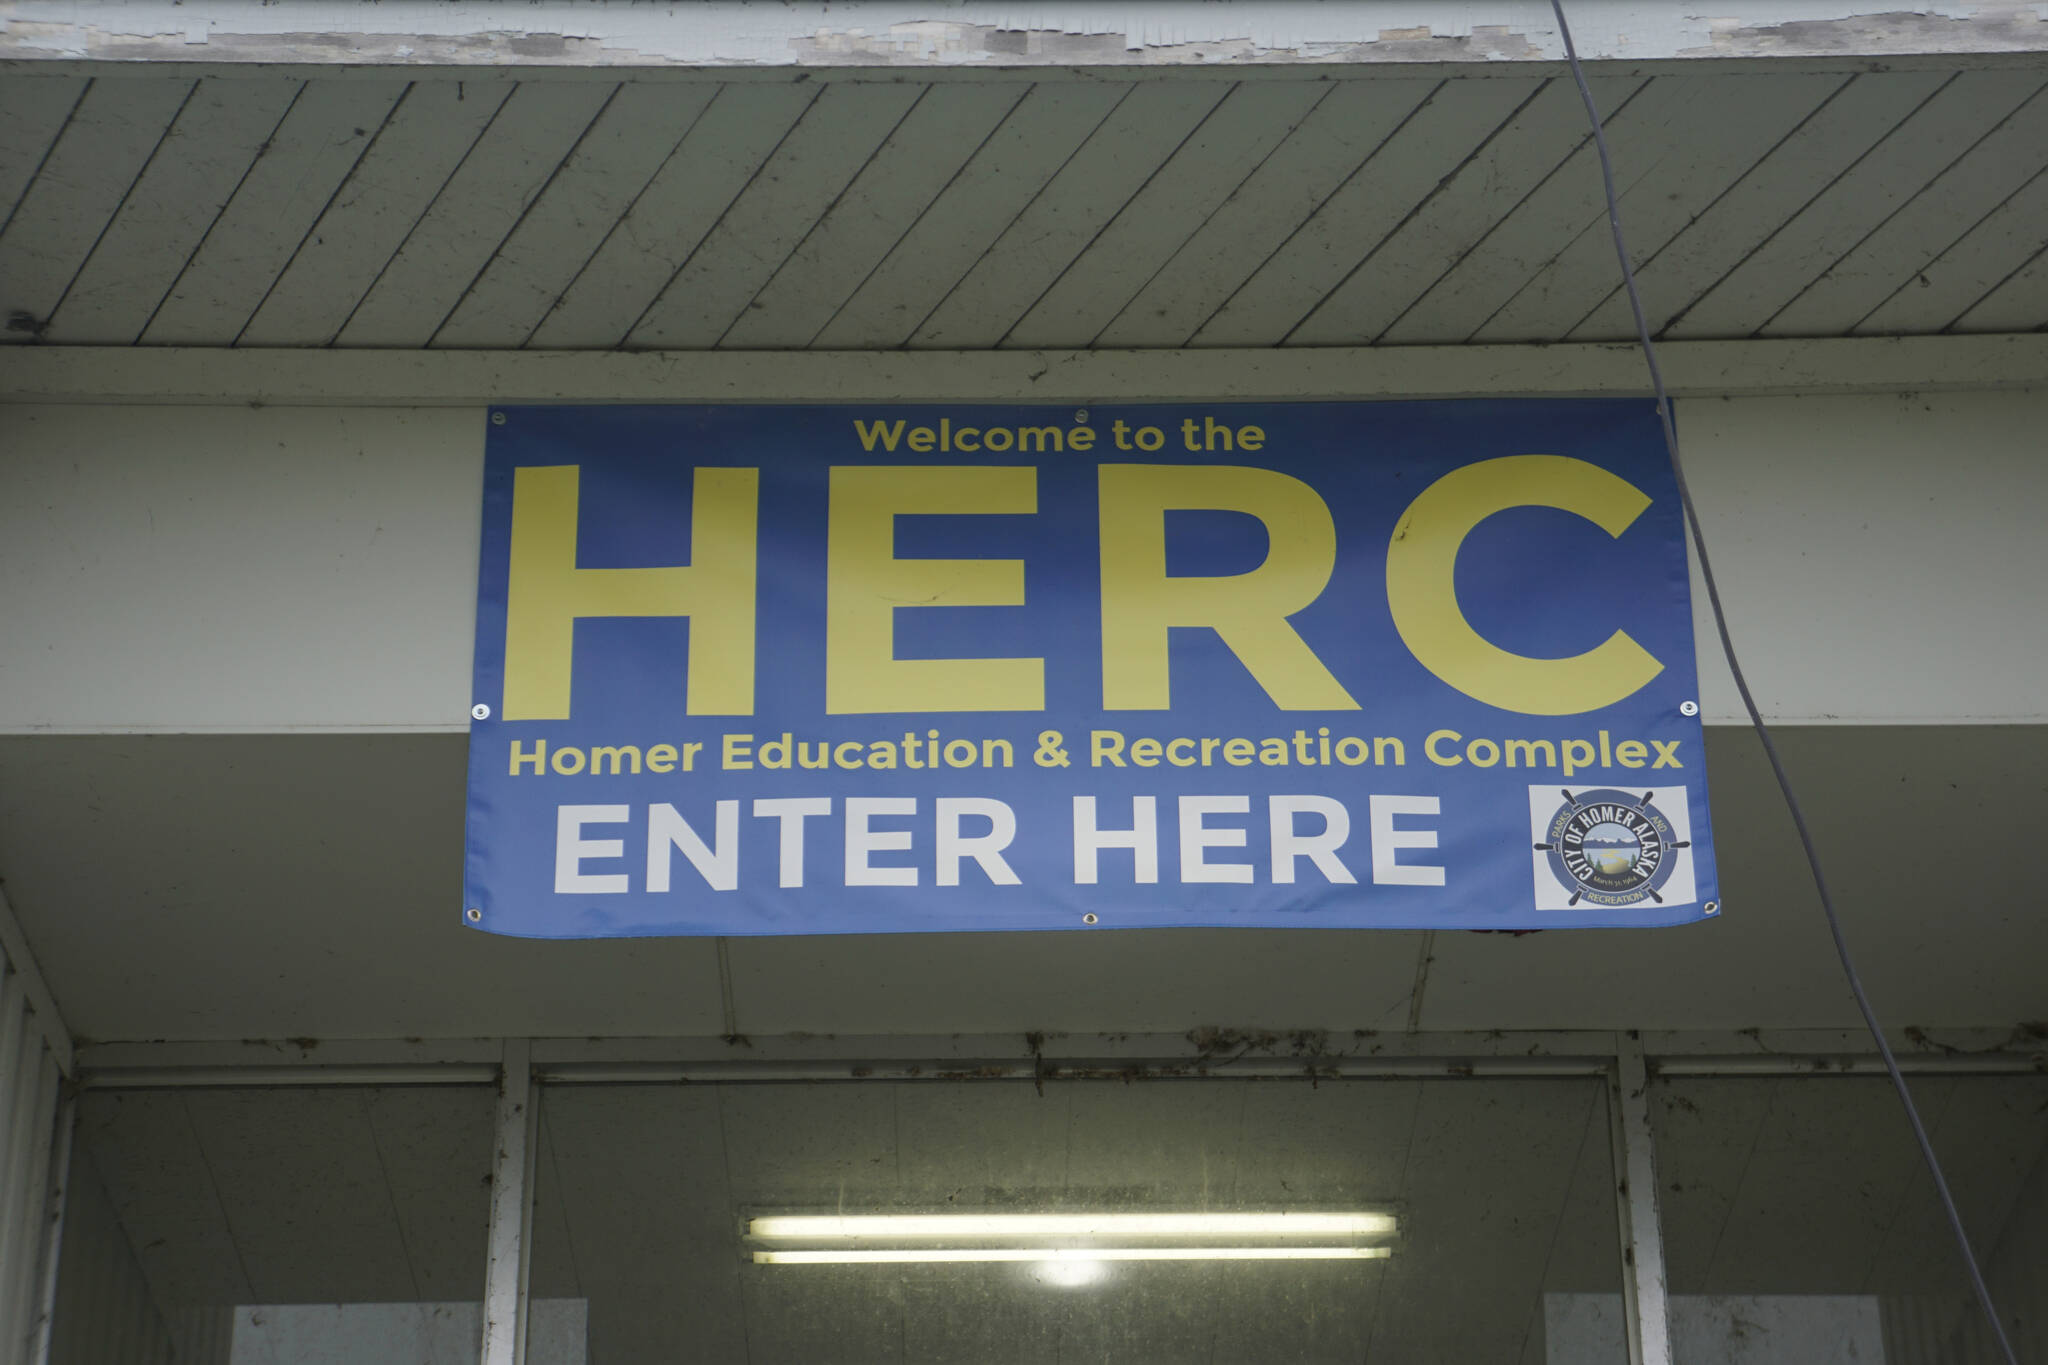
xmin=2 ymin=63 xmax=2046 ymax=352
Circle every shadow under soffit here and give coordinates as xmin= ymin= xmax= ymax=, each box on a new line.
xmin=0 ymin=726 xmax=2039 ymax=1042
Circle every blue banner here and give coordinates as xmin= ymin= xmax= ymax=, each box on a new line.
xmin=464 ymin=401 xmax=1718 ymax=937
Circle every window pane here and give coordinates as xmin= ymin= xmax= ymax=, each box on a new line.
xmin=1649 ymin=1074 xmax=2048 ymax=1364
xmin=49 ymin=1086 xmax=496 ymax=1365
xmin=530 ymin=1078 xmax=1619 ymax=1363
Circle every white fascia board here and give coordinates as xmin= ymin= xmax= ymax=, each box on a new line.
xmin=4 ymin=337 xmax=2045 ymax=406
xmin=6 ymin=1 xmax=2048 ymax=68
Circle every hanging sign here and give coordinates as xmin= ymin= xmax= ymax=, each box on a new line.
xmin=464 ymin=401 xmax=1718 ymax=937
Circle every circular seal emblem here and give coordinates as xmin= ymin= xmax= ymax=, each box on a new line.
xmin=1535 ymin=788 xmax=1690 ymax=908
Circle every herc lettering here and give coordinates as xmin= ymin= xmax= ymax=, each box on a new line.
xmin=498 ymin=456 xmax=1663 ymax=719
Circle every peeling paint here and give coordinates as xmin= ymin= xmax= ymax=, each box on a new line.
xmin=1682 ymin=4 xmax=2048 ymax=57
xmin=787 ymin=21 xmax=1539 ymax=66
xmin=0 ymin=18 xmax=1546 ymax=67
xmin=6 ymin=1 xmax=2048 ymax=68
xmin=5 ymin=25 xmax=664 ymax=67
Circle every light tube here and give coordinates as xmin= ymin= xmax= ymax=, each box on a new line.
xmin=747 ymin=1212 xmax=1396 ymax=1240
xmin=755 ymin=1247 xmax=1392 ymax=1265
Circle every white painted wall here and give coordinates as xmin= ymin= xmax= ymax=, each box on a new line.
xmin=0 ymin=405 xmax=484 ymax=734
xmin=2 ymin=390 xmax=2044 ymax=733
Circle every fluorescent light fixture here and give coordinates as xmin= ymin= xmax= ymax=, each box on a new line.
xmin=747 ymin=1212 xmax=1396 ymax=1240
xmin=1032 ymin=1258 xmax=1108 ymax=1288
xmin=755 ymin=1247 xmax=1391 ymax=1265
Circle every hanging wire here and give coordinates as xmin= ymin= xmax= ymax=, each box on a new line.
xmin=1543 ymin=4 xmax=2021 ymax=1360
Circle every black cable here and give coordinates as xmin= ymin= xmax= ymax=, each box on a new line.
xmin=1544 ymin=5 xmax=2022 ymax=1360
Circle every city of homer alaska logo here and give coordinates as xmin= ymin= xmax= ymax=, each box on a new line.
xmin=1535 ymin=788 xmax=1690 ymax=908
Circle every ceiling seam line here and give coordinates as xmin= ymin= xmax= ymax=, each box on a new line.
xmin=40 ymin=77 xmax=201 ymax=335
xmin=1658 ymin=70 xmax=1963 ymax=339
xmin=1180 ymin=77 xmax=1446 ymax=349
xmin=72 ymin=1151 xmax=167 ymax=1330
xmin=1846 ymin=157 xmax=2048 ymax=336
xmin=710 ymin=1087 xmax=757 ymax=1365
xmin=1698 ymin=1077 xmax=1776 ymax=1283
xmin=894 ymin=82 xmax=1143 ymax=352
xmin=1858 ymin=1076 xmax=1962 ymax=1295
xmin=991 ymin=80 xmax=1241 ymax=351
xmin=324 ymin=80 xmax=519 ymax=349
xmin=616 ymin=82 xmax=828 ymax=351
xmin=425 ymin=81 xmax=625 ymax=350
xmin=1370 ymin=75 xmax=1660 ymax=346
xmin=1215 ymin=1084 xmax=1250 ymax=1365
xmin=181 ymin=1092 xmax=262 ymax=1306
xmin=1559 ymin=71 xmax=1859 ymax=342
xmin=132 ymin=78 xmax=310 ymax=347
xmin=1461 ymin=71 xmax=1851 ymax=345
xmin=1277 ymin=75 xmax=1560 ymax=348
xmin=1277 ymin=73 xmax=1548 ymax=351
xmin=708 ymin=84 xmax=934 ymax=351
xmin=1353 ymin=1086 xmax=1429 ymax=1365
xmin=1748 ymin=78 xmax=2048 ymax=339
xmin=798 ymin=82 xmax=1032 ymax=352
xmin=1452 ymin=84 xmax=1682 ymax=345
xmin=1511 ymin=1082 xmax=1604 ymax=1360
xmin=514 ymin=83 xmax=726 ymax=352
xmin=1942 ymin=236 xmax=2048 ymax=334
xmin=0 ymin=76 xmax=92 ymax=240
xmin=537 ymin=1104 xmax=586 ymax=1300
xmin=230 ymin=80 xmax=417 ymax=349
xmin=1084 ymin=80 xmax=1342 ymax=351
xmin=1453 ymin=73 xmax=1773 ymax=345
xmin=361 ymin=1093 xmax=425 ymax=1299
